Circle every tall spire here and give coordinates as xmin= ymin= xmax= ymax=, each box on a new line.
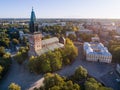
xmin=32 ymin=7 xmax=33 ymax=11
xmin=29 ymin=7 xmax=38 ymax=33
xmin=30 ymin=7 xmax=36 ymax=22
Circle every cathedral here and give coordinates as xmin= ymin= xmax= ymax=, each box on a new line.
xmin=28 ymin=8 xmax=64 ymax=56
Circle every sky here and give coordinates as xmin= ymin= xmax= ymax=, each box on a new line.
xmin=1 ymin=0 xmax=120 ymax=18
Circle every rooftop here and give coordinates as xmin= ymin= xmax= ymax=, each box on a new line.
xmin=84 ymin=42 xmax=111 ymax=56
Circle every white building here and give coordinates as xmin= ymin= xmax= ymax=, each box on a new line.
xmin=83 ymin=41 xmax=112 ymax=63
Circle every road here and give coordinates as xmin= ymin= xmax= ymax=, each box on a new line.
xmin=0 ymin=44 xmax=120 ymax=90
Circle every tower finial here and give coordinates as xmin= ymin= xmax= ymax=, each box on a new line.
xmin=32 ymin=7 xmax=34 ymax=11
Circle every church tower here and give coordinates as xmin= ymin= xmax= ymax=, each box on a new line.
xmin=28 ymin=8 xmax=42 ymax=56
xmin=29 ymin=7 xmax=38 ymax=33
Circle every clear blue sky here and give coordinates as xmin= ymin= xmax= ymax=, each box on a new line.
xmin=1 ymin=0 xmax=120 ymax=18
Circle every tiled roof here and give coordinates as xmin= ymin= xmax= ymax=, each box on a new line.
xmin=42 ymin=37 xmax=59 ymax=45
xmin=36 ymin=43 xmax=64 ymax=56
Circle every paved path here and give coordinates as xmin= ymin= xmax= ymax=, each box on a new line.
xmin=0 ymin=45 xmax=118 ymax=90
xmin=0 ymin=59 xmax=42 ymax=90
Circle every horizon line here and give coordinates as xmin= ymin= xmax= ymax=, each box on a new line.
xmin=1 ymin=17 xmax=120 ymax=20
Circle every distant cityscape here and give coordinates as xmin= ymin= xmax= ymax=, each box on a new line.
xmin=0 ymin=8 xmax=120 ymax=90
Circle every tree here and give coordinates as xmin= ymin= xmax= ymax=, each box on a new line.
xmin=68 ymin=34 xmax=76 ymax=41
xmin=49 ymin=86 xmax=60 ymax=90
xmin=112 ymin=47 xmax=120 ymax=63
xmin=0 ymin=53 xmax=11 ymax=79
xmin=40 ymin=54 xmax=52 ymax=73
xmin=28 ymin=56 xmax=36 ymax=72
xmin=78 ymin=33 xmax=93 ymax=42
xmin=85 ymin=78 xmax=112 ymax=90
xmin=20 ymin=36 xmax=28 ymax=45
xmin=8 ymin=83 xmax=21 ymax=90
xmin=72 ymin=26 xmax=79 ymax=31
xmin=74 ymin=66 xmax=88 ymax=80
xmin=3 ymin=53 xmax=11 ymax=59
xmin=42 ymin=73 xmax=80 ymax=90
xmin=0 ymin=46 xmax=5 ymax=57
xmin=63 ymin=38 xmax=78 ymax=63
xmin=12 ymin=38 xmax=19 ymax=46
xmin=99 ymin=87 xmax=113 ymax=90
xmin=0 ymin=65 xmax=3 ymax=73
xmin=108 ymin=40 xmax=120 ymax=63
xmin=23 ymin=29 xmax=29 ymax=33
xmin=14 ymin=52 xmax=23 ymax=64
xmin=85 ymin=78 xmax=100 ymax=90
xmin=62 ymin=80 xmax=80 ymax=90
xmin=0 ymin=37 xmax=10 ymax=48
xmin=43 ymin=73 xmax=64 ymax=89
xmin=0 ymin=65 xmax=3 ymax=78
xmin=48 ymin=51 xmax=62 ymax=71
xmin=14 ymin=47 xmax=28 ymax=64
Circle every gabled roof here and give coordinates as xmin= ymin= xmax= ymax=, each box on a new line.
xmin=36 ymin=43 xmax=64 ymax=56
xmin=42 ymin=37 xmax=59 ymax=45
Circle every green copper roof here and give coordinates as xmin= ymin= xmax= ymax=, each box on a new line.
xmin=30 ymin=7 xmax=36 ymax=22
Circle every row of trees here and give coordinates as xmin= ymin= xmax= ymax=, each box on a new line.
xmin=0 ymin=24 xmax=29 ymax=49
xmin=73 ymin=66 xmax=112 ymax=90
xmin=85 ymin=78 xmax=111 ymax=90
xmin=0 ymin=65 xmax=3 ymax=79
xmin=35 ymin=73 xmax=80 ymax=90
xmin=40 ymin=24 xmax=79 ymax=35
xmin=28 ymin=49 xmax=63 ymax=73
xmin=14 ymin=47 xmax=29 ymax=64
xmin=0 ymin=29 xmax=20 ymax=49
xmin=34 ymin=66 xmax=112 ymax=90
xmin=108 ymin=40 xmax=120 ymax=63
xmin=0 ymin=46 xmax=6 ymax=57
xmin=77 ymin=33 xmax=94 ymax=42
xmin=0 ymin=30 xmax=10 ymax=48
xmin=0 ymin=52 xmax=11 ymax=79
xmin=28 ymin=38 xmax=78 ymax=73
xmin=0 ymin=23 xmax=28 ymax=30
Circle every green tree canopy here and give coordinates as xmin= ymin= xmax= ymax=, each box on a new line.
xmin=40 ymin=73 xmax=80 ymax=90
xmin=108 ymin=40 xmax=120 ymax=63
xmin=44 ymin=73 xmax=64 ymax=89
xmin=0 ymin=46 xmax=5 ymax=57
xmin=74 ymin=66 xmax=88 ymax=80
xmin=0 ymin=65 xmax=3 ymax=78
xmin=12 ymin=38 xmax=19 ymax=45
xmin=8 ymin=83 xmax=21 ymax=90
xmin=85 ymin=78 xmax=112 ymax=90
xmin=0 ymin=65 xmax=3 ymax=74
